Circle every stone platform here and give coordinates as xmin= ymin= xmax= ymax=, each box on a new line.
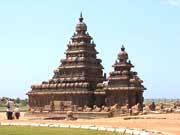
xmin=25 ymin=111 xmax=111 ymax=119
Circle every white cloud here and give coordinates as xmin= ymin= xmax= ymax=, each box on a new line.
xmin=161 ymin=0 xmax=180 ymax=7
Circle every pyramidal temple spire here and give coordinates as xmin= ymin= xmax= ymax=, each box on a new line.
xmin=28 ymin=13 xmax=105 ymax=108
xmin=79 ymin=12 xmax=83 ymax=22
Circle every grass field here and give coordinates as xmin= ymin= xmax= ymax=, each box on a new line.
xmin=0 ymin=126 xmax=124 ymax=135
xmin=0 ymin=106 xmax=6 ymax=111
xmin=0 ymin=106 xmax=28 ymax=111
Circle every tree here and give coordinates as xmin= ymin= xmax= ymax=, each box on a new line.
xmin=15 ymin=97 xmax=21 ymax=104
xmin=21 ymin=99 xmax=28 ymax=106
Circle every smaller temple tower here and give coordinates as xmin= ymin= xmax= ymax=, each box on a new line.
xmin=104 ymin=45 xmax=146 ymax=107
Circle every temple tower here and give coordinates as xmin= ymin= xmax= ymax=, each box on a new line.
xmin=27 ymin=13 xmax=105 ymax=108
xmin=104 ymin=45 xmax=146 ymax=107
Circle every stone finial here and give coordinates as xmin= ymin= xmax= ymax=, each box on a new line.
xmin=121 ymin=45 xmax=125 ymax=51
xmin=79 ymin=12 xmax=83 ymax=22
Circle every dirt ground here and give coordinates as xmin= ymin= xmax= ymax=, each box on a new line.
xmin=0 ymin=112 xmax=180 ymax=135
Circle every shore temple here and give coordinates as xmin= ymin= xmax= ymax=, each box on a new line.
xmin=27 ymin=13 xmax=146 ymax=110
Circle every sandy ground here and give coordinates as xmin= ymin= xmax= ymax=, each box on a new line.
xmin=0 ymin=112 xmax=180 ymax=135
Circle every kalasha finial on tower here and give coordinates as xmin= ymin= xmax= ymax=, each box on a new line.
xmin=79 ymin=12 xmax=83 ymax=22
xmin=121 ymin=45 xmax=125 ymax=51
xmin=118 ymin=44 xmax=128 ymax=63
xmin=76 ymin=12 xmax=87 ymax=33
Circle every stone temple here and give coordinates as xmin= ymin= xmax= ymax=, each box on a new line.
xmin=27 ymin=14 xmax=146 ymax=111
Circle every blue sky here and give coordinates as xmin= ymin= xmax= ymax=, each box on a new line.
xmin=0 ymin=0 xmax=180 ymax=99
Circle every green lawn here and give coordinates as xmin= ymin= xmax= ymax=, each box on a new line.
xmin=0 ymin=126 xmax=125 ymax=135
xmin=0 ymin=106 xmax=6 ymax=111
xmin=0 ymin=106 xmax=28 ymax=111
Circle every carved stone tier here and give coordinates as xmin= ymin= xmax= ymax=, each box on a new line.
xmin=28 ymin=91 xmax=95 ymax=107
xmin=65 ymin=50 xmax=98 ymax=54
xmin=112 ymin=63 xmax=133 ymax=67
xmin=50 ymin=77 xmax=105 ymax=83
xmin=108 ymin=76 xmax=129 ymax=80
xmin=94 ymin=91 xmax=106 ymax=95
xmin=58 ymin=65 xmax=103 ymax=69
xmin=104 ymin=87 xmax=144 ymax=91
xmin=71 ymin=34 xmax=92 ymax=41
xmin=28 ymin=91 xmax=94 ymax=95
xmin=31 ymin=82 xmax=90 ymax=89
xmin=61 ymin=58 xmax=102 ymax=63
